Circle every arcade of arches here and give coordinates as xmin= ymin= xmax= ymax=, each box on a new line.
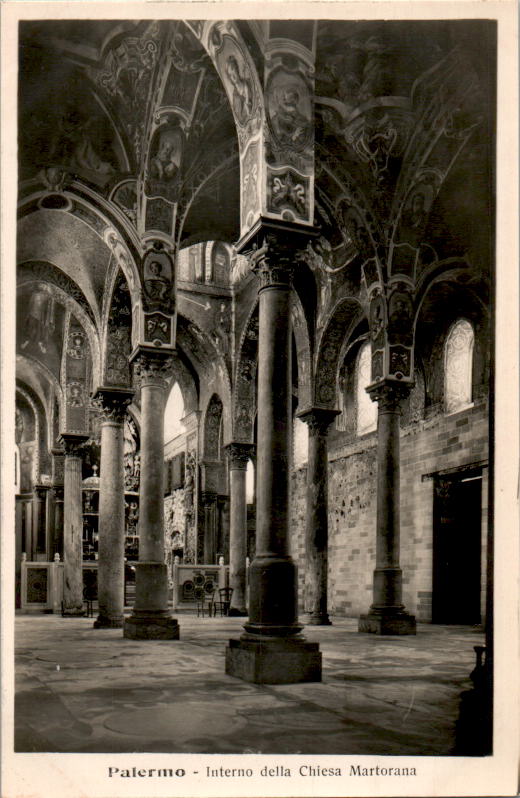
xmin=15 ymin=17 xmax=493 ymax=710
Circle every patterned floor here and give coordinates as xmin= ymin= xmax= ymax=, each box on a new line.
xmin=13 ymin=613 xmax=484 ymax=755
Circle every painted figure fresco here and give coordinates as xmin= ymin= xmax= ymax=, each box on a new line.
xmin=225 ymin=55 xmax=254 ymax=126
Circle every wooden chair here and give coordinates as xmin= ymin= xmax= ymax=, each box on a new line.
xmin=213 ymin=587 xmax=233 ymax=617
xmin=196 ymin=586 xmax=216 ymax=617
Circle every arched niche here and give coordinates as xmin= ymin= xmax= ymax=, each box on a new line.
xmin=203 ymin=394 xmax=224 ymax=462
xmin=233 ymin=303 xmax=258 ymax=442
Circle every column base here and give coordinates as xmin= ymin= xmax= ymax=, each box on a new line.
xmin=93 ymin=614 xmax=124 ymax=629
xmin=358 ymin=611 xmax=416 ymax=635
xmin=306 ymin=612 xmax=332 ymax=626
xmin=226 ymin=636 xmax=322 ymax=684
xmin=228 ymin=607 xmax=248 ymax=617
xmin=123 ymin=613 xmax=180 ymax=640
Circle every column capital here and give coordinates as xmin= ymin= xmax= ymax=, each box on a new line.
xmin=297 ymin=406 xmax=341 ymax=435
xmin=367 ymin=378 xmax=413 ymax=411
xmin=238 ymin=219 xmax=320 ymax=290
xmin=58 ymin=432 xmax=89 ymax=457
xmin=225 ymin=442 xmax=255 ymax=470
xmin=250 ymin=235 xmax=294 ymax=289
xmin=92 ymin=387 xmax=135 ymax=423
xmin=130 ymin=346 xmax=174 ymax=389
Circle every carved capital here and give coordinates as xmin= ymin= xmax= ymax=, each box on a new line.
xmin=250 ymin=235 xmax=294 ymax=289
xmin=367 ymin=379 xmax=412 ymax=412
xmin=297 ymin=406 xmax=340 ymax=436
xmin=58 ymin=432 xmax=89 ymax=458
xmin=130 ymin=347 xmax=173 ymax=388
xmin=91 ymin=387 xmax=134 ymax=424
xmin=225 ymin=442 xmax=255 ymax=470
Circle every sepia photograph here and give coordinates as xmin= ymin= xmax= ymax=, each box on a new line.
xmin=1 ymin=2 xmax=518 ymax=797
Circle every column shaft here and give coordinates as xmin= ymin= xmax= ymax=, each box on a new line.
xmin=225 ymin=443 xmax=253 ymax=617
xmin=123 ymin=351 xmax=179 ymax=640
xmin=63 ymin=454 xmax=84 ymax=615
xmin=226 ymin=236 xmax=321 ymax=684
xmin=140 ymin=380 xmax=166 ymax=562
xmin=246 ymin=281 xmax=299 ymax=634
xmin=299 ymin=408 xmax=339 ymax=625
xmin=359 ymin=381 xmax=416 ymax=634
xmin=229 ymin=468 xmax=247 ymax=614
xmin=95 ymin=419 xmax=125 ymax=627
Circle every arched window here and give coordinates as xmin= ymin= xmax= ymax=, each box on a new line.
xmin=444 ymin=319 xmax=474 ymax=414
xmin=164 ymin=382 xmax=185 ymax=443
xmin=356 ymin=342 xmax=377 ymax=435
xmin=293 ymin=416 xmax=308 ymax=468
xmin=245 ymin=459 xmax=255 ymax=504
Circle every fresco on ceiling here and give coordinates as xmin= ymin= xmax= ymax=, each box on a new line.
xmin=21 ymin=88 xmax=118 ymax=188
xmin=110 ymin=180 xmax=138 ymax=226
xmin=146 ymin=123 xmax=184 ymax=203
xmin=17 ymin=292 xmax=65 ymax=380
xmin=212 ymin=28 xmax=260 ymax=151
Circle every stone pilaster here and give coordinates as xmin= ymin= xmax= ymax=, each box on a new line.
xmin=225 ymin=442 xmax=255 ymax=616
xmin=92 ymin=387 xmax=134 ymax=629
xmin=59 ymin=433 xmax=89 ymax=616
xmin=297 ymin=407 xmax=340 ymax=625
xmin=359 ymin=379 xmax=416 ymax=634
xmin=123 ymin=348 xmax=179 ymax=640
xmin=226 ymin=231 xmax=321 ymax=683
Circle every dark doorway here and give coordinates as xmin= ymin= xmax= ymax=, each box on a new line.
xmin=432 ymin=472 xmax=482 ymax=624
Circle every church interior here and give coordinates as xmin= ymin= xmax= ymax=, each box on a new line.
xmin=13 ymin=17 xmax=495 ymax=756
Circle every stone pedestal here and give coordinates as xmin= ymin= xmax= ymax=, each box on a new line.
xmin=225 ymin=443 xmax=254 ymax=616
xmin=123 ymin=349 xmax=179 ymax=641
xmin=123 ymin=562 xmax=179 ymax=639
xmin=298 ymin=407 xmax=339 ymax=625
xmin=359 ymin=380 xmax=416 ymax=635
xmin=92 ymin=388 xmax=133 ymax=629
xmin=226 ymin=636 xmax=321 ymax=684
xmin=226 ymin=233 xmax=321 ymax=683
xmin=60 ymin=433 xmax=89 ymax=617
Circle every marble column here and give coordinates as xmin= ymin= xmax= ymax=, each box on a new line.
xmin=359 ymin=380 xmax=416 ymax=634
xmin=225 ymin=442 xmax=254 ymax=616
xmin=60 ymin=433 xmax=89 ymax=616
xmin=226 ymin=238 xmax=321 ymax=683
xmin=298 ymin=407 xmax=339 ymax=625
xmin=93 ymin=388 xmax=133 ymax=629
xmin=124 ymin=349 xmax=179 ymax=640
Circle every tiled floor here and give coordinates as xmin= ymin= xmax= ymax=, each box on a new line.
xmin=14 ymin=613 xmax=484 ymax=755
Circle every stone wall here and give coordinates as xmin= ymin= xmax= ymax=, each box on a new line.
xmin=290 ymin=397 xmax=489 ymax=622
